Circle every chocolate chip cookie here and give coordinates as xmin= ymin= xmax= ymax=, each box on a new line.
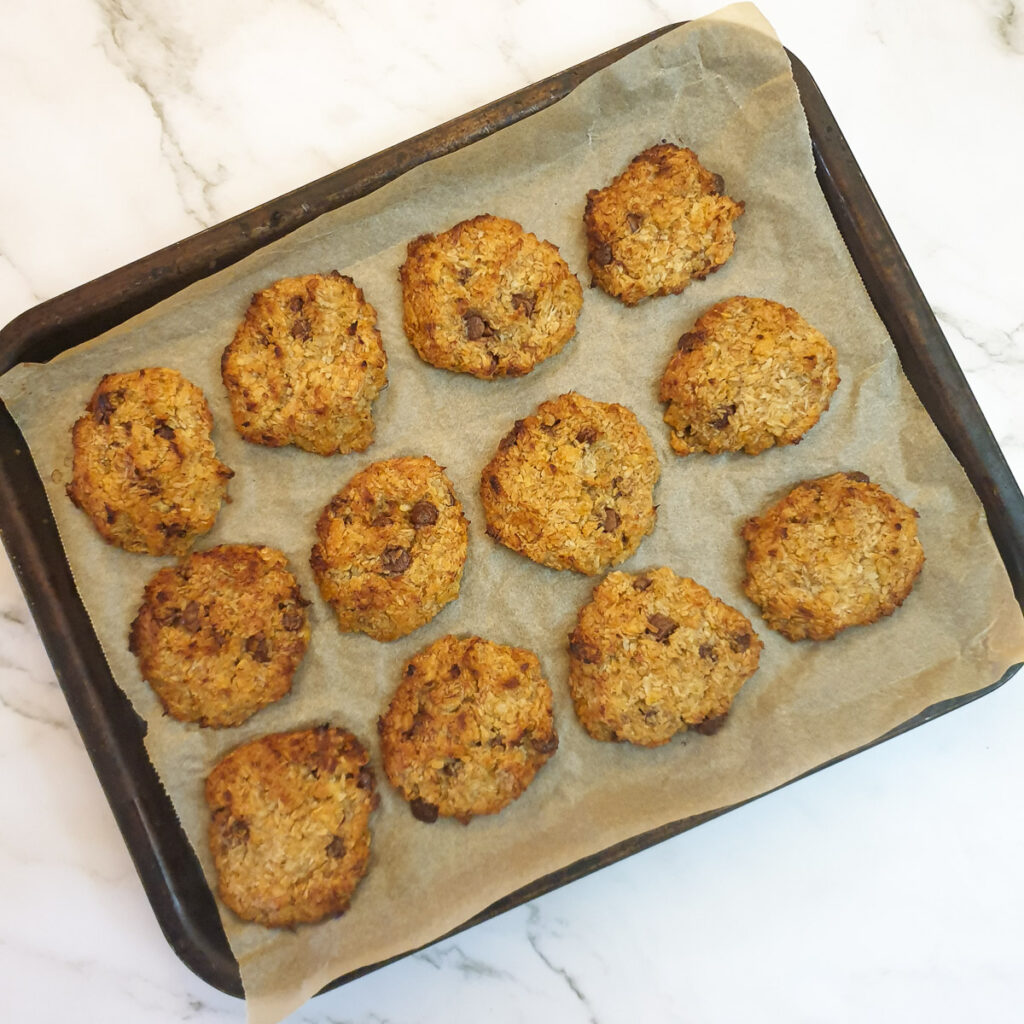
xmin=480 ymin=392 xmax=660 ymax=575
xmin=129 ymin=544 xmax=310 ymax=727
xmin=660 ymin=296 xmax=840 ymax=456
xmin=742 ymin=472 xmax=925 ymax=641
xmin=67 ymin=368 xmax=233 ymax=556
xmin=568 ymin=567 xmax=762 ymax=746
xmin=400 ymin=214 xmax=583 ymax=378
xmin=206 ymin=726 xmax=377 ymax=928
xmin=584 ymin=143 xmax=743 ymax=305
xmin=310 ymin=456 xmax=469 ymax=641
xmin=377 ymin=635 xmax=558 ymax=824
xmin=221 ymin=271 xmax=388 ymax=455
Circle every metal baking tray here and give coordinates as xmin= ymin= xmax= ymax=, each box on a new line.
xmin=2 ymin=26 xmax=1022 ymax=999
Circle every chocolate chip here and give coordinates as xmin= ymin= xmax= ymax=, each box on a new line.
xmin=695 ymin=714 xmax=727 ymax=736
xmin=710 ymin=173 xmax=725 ymax=195
xmin=288 ymin=295 xmax=304 ymax=312
xmin=104 ymin=504 xmax=116 ymax=525
xmin=569 ymin=635 xmax=601 ymax=665
xmin=180 ymin=600 xmax=201 ymax=632
xmin=698 ymin=643 xmax=718 ymax=661
xmin=325 ymin=835 xmax=346 ymax=859
xmin=601 ymin=507 xmax=620 ymax=533
xmin=845 ymin=471 xmax=871 ymax=483
xmin=281 ymin=607 xmax=304 ymax=631
xmin=511 ymin=292 xmax=536 ymax=317
xmin=463 ymin=312 xmax=492 ymax=340
xmin=410 ymin=798 xmax=439 ymax=823
xmin=93 ymin=391 xmax=114 ymax=425
xmin=456 ymin=266 xmax=472 ymax=284
xmin=575 ymin=425 xmax=598 ymax=444
xmin=730 ymin=632 xmax=752 ymax=652
xmin=245 ymin=632 xmax=270 ymax=662
xmin=356 ymin=766 xmax=374 ymax=791
xmin=592 ymin=241 xmax=613 ymax=266
xmin=711 ymin=404 xmax=737 ymax=429
xmin=646 ymin=613 xmax=677 ymax=643
xmin=153 ymin=421 xmax=175 ymax=440
xmin=381 ymin=546 xmax=411 ymax=576
xmin=410 ymin=501 xmax=438 ymax=527
xmin=441 ymin=758 xmax=462 ymax=777
xmin=499 ymin=419 xmax=527 ymax=450
xmin=310 ymin=549 xmax=328 ymax=574
xmin=449 ymin=664 xmax=461 ymax=678
xmin=223 ymin=818 xmax=250 ymax=846
xmin=531 ymin=733 xmax=559 ymax=755
xmin=370 ymin=511 xmax=392 ymax=528
xmin=632 ymin=576 xmax=652 ymax=591
xmin=626 ymin=212 xmax=644 ymax=233
xmin=290 ymin=317 xmax=312 ymax=340
xmin=676 ymin=331 xmax=704 ymax=354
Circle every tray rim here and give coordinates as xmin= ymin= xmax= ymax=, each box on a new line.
xmin=2 ymin=24 xmax=1022 ymax=1000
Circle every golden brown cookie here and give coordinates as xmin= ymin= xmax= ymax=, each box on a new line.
xmin=399 ymin=214 xmax=583 ymax=378
xmin=129 ymin=544 xmax=311 ymax=728
xmin=310 ymin=456 xmax=469 ymax=641
xmin=221 ymin=272 xmax=387 ymax=455
xmin=742 ymin=472 xmax=925 ymax=641
xmin=377 ymin=635 xmax=557 ymax=823
xmin=481 ymin=392 xmax=660 ymax=575
xmin=660 ymin=297 xmax=840 ymax=456
xmin=67 ymin=368 xmax=233 ymax=556
xmin=583 ymin=143 xmax=744 ymax=305
xmin=206 ymin=726 xmax=377 ymax=928
xmin=568 ymin=568 xmax=762 ymax=746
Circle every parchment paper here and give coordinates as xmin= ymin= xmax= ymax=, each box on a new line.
xmin=3 ymin=6 xmax=1023 ymax=1022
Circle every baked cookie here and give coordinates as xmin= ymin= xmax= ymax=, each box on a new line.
xmin=568 ymin=568 xmax=762 ymax=746
xmin=481 ymin=392 xmax=659 ymax=575
xmin=660 ymin=297 xmax=840 ymax=456
xmin=399 ymin=214 xmax=583 ymax=378
xmin=221 ymin=272 xmax=387 ymax=455
xmin=129 ymin=544 xmax=310 ymax=727
xmin=311 ymin=456 xmax=469 ymax=641
xmin=742 ymin=472 xmax=925 ymax=641
xmin=67 ymin=368 xmax=233 ymax=556
xmin=377 ymin=635 xmax=557 ymax=823
xmin=583 ymin=143 xmax=744 ymax=305
xmin=206 ymin=726 xmax=377 ymax=928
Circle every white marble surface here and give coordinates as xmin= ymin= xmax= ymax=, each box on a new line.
xmin=1 ymin=1 xmax=1023 ymax=1021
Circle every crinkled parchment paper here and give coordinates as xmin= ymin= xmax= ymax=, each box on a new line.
xmin=3 ymin=5 xmax=1023 ymax=1022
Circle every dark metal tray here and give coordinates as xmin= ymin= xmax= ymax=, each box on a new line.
xmin=2 ymin=26 xmax=1022 ymax=1000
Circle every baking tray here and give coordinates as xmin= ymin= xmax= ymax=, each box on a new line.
xmin=1 ymin=25 xmax=1022 ymax=1000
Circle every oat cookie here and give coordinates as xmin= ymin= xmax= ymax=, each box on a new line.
xmin=67 ymin=368 xmax=233 ymax=556
xmin=310 ymin=456 xmax=469 ymax=641
xmin=742 ymin=472 xmax=925 ymax=641
xmin=481 ymin=392 xmax=659 ymax=575
xmin=377 ymin=635 xmax=558 ymax=823
xmin=400 ymin=214 xmax=583 ymax=378
xmin=660 ymin=296 xmax=840 ymax=456
xmin=206 ymin=726 xmax=377 ymax=928
xmin=584 ymin=143 xmax=744 ymax=305
xmin=129 ymin=544 xmax=310 ymax=727
xmin=568 ymin=568 xmax=762 ymax=746
xmin=221 ymin=272 xmax=387 ymax=455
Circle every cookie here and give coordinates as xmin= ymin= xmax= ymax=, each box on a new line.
xmin=399 ymin=214 xmax=583 ymax=378
xmin=659 ymin=296 xmax=840 ymax=456
xmin=205 ymin=726 xmax=377 ymax=928
xmin=129 ymin=544 xmax=311 ymax=728
xmin=742 ymin=472 xmax=925 ymax=641
xmin=310 ymin=456 xmax=469 ymax=641
xmin=568 ymin=568 xmax=762 ymax=746
xmin=583 ymin=143 xmax=744 ymax=305
xmin=67 ymin=368 xmax=233 ymax=556
xmin=481 ymin=392 xmax=660 ymax=575
xmin=377 ymin=635 xmax=558 ymax=823
xmin=221 ymin=272 xmax=388 ymax=455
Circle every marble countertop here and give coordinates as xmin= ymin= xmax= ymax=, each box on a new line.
xmin=2 ymin=2 xmax=1022 ymax=1021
